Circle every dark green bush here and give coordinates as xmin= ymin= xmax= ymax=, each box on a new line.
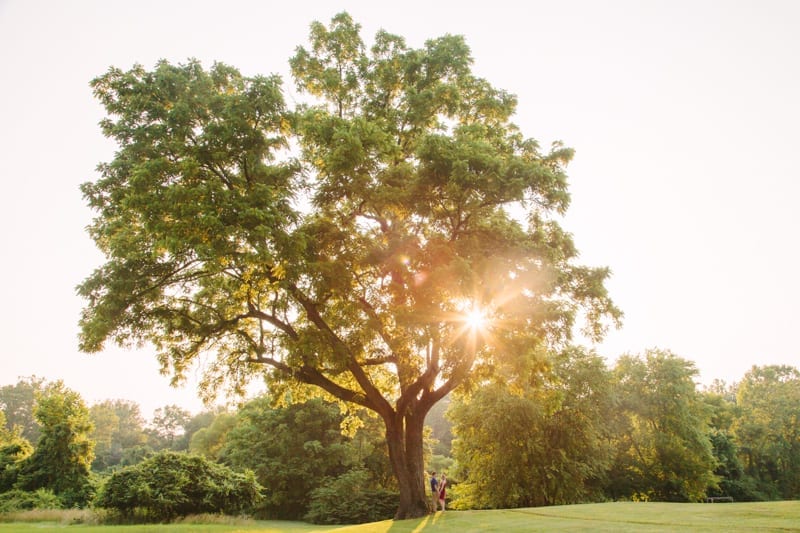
xmin=0 ymin=442 xmax=31 ymax=492
xmin=221 ymin=397 xmax=359 ymax=520
xmin=304 ymin=469 xmax=398 ymax=524
xmin=95 ymin=451 xmax=262 ymax=522
xmin=0 ymin=488 xmax=63 ymax=512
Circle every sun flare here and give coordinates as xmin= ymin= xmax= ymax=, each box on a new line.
xmin=465 ymin=307 xmax=487 ymax=330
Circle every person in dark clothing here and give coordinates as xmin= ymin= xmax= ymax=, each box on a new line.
xmin=429 ymin=472 xmax=439 ymax=511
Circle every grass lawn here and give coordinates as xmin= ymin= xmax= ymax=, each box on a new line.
xmin=2 ymin=501 xmax=799 ymax=532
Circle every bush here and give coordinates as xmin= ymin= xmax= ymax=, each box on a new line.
xmin=716 ymin=477 xmax=774 ymax=502
xmin=304 ymin=469 xmax=398 ymax=524
xmin=0 ymin=488 xmax=62 ymax=512
xmin=221 ymin=397 xmax=360 ymax=520
xmin=95 ymin=451 xmax=262 ymax=522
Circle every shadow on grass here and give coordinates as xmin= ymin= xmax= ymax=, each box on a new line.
xmin=384 ymin=511 xmax=447 ymax=532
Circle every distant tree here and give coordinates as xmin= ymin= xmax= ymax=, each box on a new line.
xmin=701 ymin=382 xmax=763 ymax=501
xmin=425 ymin=395 xmax=453 ymax=456
xmin=96 ymin=450 xmax=262 ymax=521
xmin=89 ymin=403 xmax=117 ymax=471
xmin=702 ymin=381 xmax=738 ymax=435
xmin=607 ymin=350 xmax=717 ymax=502
xmin=0 ymin=411 xmax=26 ymax=452
xmin=15 ymin=381 xmax=95 ymax=506
xmin=733 ymin=365 xmax=800 ymax=499
xmin=147 ymin=405 xmax=191 ymax=450
xmin=89 ymin=400 xmax=148 ymax=471
xmin=174 ymin=410 xmax=218 ymax=451
xmin=449 ymin=347 xmax=614 ymax=509
xmin=189 ymin=411 xmax=236 ymax=459
xmin=705 ymin=429 xmax=766 ymax=501
xmin=119 ymin=445 xmax=153 ymax=467
xmin=351 ymin=413 xmax=396 ymax=490
xmin=78 ymin=12 xmax=620 ymax=517
xmin=0 ymin=377 xmax=45 ymax=443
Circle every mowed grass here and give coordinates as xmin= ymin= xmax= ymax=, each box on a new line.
xmin=2 ymin=501 xmax=799 ymax=532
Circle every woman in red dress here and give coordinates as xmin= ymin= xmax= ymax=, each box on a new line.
xmin=438 ymin=473 xmax=447 ymax=511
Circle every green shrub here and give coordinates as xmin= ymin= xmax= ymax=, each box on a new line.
xmin=95 ymin=451 xmax=262 ymax=522
xmin=0 ymin=488 xmax=62 ymax=512
xmin=304 ymin=469 xmax=398 ymax=524
xmin=221 ymin=397 xmax=359 ymax=520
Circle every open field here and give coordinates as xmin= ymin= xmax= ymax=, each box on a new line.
xmin=2 ymin=501 xmax=800 ymax=532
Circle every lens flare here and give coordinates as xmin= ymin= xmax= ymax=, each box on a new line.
xmin=465 ymin=308 xmax=486 ymax=330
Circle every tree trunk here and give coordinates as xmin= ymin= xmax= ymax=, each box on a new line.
xmin=385 ymin=410 xmax=431 ymax=519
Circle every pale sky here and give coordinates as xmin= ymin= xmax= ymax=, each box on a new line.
xmin=1 ymin=0 xmax=798 ymax=418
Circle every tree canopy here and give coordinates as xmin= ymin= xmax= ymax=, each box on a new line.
xmin=79 ymin=12 xmax=620 ymax=517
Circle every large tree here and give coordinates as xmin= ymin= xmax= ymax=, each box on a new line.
xmin=79 ymin=13 xmax=619 ymax=518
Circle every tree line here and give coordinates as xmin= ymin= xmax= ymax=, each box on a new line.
xmin=0 ymin=377 xmax=397 ymax=522
xmin=1 ymin=352 xmax=798 ymax=522
xmin=447 ymin=349 xmax=800 ymax=507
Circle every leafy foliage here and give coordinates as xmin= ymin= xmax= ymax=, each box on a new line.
xmin=147 ymin=405 xmax=191 ymax=451
xmin=188 ymin=411 xmax=236 ymax=460
xmin=0 ymin=411 xmax=32 ymax=492
xmin=450 ymin=347 xmax=614 ymax=508
xmin=607 ymin=350 xmax=717 ymax=502
xmin=707 ymin=429 xmax=765 ymax=501
xmin=425 ymin=395 xmax=453 ymax=456
xmin=0 ymin=377 xmax=45 ymax=444
xmin=95 ymin=451 xmax=262 ymax=522
xmin=0 ymin=442 xmax=32 ymax=493
xmin=733 ymin=365 xmax=800 ymax=499
xmin=0 ymin=488 xmax=62 ymax=512
xmin=14 ymin=381 xmax=95 ymax=507
xmin=304 ymin=469 xmax=398 ymax=524
xmin=220 ymin=397 xmax=359 ymax=519
xmin=89 ymin=400 xmax=148 ymax=471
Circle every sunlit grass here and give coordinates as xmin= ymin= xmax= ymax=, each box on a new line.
xmin=2 ymin=502 xmax=800 ymax=532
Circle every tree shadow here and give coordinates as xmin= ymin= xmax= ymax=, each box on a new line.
xmin=387 ymin=511 xmax=444 ymax=532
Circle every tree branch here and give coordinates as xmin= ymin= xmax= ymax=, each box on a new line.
xmin=246 ymin=302 xmax=299 ymax=340
xmin=248 ymin=354 xmax=373 ymax=410
xmin=357 ymin=296 xmax=398 ymax=353
xmin=286 ymin=281 xmax=395 ymax=418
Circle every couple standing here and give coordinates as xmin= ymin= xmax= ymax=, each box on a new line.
xmin=429 ymin=472 xmax=447 ymax=511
